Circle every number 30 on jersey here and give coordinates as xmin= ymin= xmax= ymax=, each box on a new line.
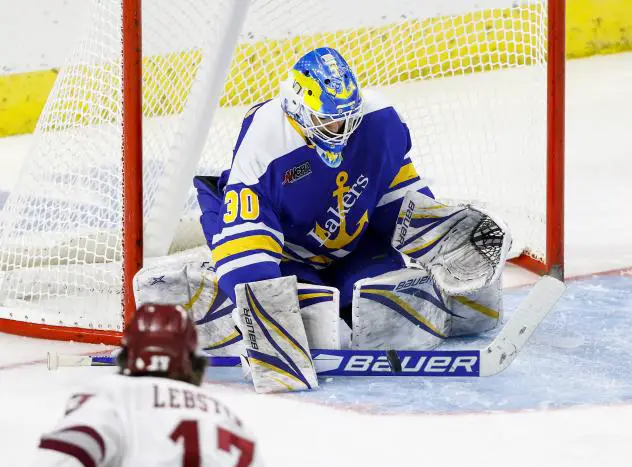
xmin=223 ymin=188 xmax=259 ymax=223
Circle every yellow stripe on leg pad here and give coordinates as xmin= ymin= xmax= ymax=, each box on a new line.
xmin=361 ymin=288 xmax=446 ymax=338
xmin=298 ymin=292 xmax=332 ymax=300
xmin=453 ymin=296 xmax=500 ymax=319
xmin=249 ymin=357 xmax=305 ymax=390
xmin=205 ymin=330 xmax=241 ymax=350
xmin=245 ymin=287 xmax=311 ymax=364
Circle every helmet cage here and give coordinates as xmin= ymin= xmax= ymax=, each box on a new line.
xmin=298 ymin=99 xmax=364 ymax=151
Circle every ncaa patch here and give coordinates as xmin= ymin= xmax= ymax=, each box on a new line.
xmin=282 ymin=161 xmax=312 ymax=185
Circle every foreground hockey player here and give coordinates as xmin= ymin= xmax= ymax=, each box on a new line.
xmin=134 ymin=47 xmax=512 ymax=393
xmin=35 ymin=304 xmax=263 ymax=466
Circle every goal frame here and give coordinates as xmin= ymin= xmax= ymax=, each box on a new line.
xmin=509 ymin=0 xmax=565 ymax=280
xmin=121 ymin=0 xmax=144 ymax=341
xmin=0 ymin=0 xmax=565 ymax=345
xmin=0 ymin=0 xmax=143 ymax=345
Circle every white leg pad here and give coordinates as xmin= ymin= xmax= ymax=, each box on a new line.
xmin=132 ymin=246 xmax=241 ymax=356
xmin=235 ymin=276 xmax=318 ymax=393
xmin=133 ymin=260 xmax=190 ymax=306
xmin=351 ymin=268 xmax=450 ymax=350
xmin=184 ymin=264 xmax=242 ymax=356
xmin=298 ymin=284 xmax=340 ymax=350
xmin=448 ymin=279 xmax=503 ymax=336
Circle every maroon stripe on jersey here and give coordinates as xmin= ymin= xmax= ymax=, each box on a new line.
xmin=39 ymin=438 xmax=96 ymax=467
xmin=61 ymin=425 xmax=106 ymax=460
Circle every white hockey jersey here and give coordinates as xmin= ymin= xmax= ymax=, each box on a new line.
xmin=34 ymin=374 xmax=263 ymax=467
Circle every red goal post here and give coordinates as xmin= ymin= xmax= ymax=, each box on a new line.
xmin=121 ymin=0 xmax=144 ymax=336
xmin=510 ymin=0 xmax=565 ymax=280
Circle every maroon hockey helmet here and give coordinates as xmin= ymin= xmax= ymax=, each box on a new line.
xmin=118 ymin=303 xmax=206 ymax=384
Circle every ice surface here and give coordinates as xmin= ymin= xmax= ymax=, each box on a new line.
xmin=0 ymin=275 xmax=630 ymax=466
xmin=202 ymin=275 xmax=632 ymax=414
xmin=1 ymin=274 xmax=631 ymax=467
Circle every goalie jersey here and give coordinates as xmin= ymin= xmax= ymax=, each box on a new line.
xmin=35 ymin=375 xmax=262 ymax=466
xmin=195 ymin=90 xmax=433 ymax=302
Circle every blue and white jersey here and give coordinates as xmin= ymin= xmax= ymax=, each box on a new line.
xmin=195 ymin=90 xmax=433 ymax=302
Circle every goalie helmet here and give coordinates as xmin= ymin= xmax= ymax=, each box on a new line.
xmin=117 ymin=303 xmax=207 ymax=385
xmin=281 ymin=47 xmax=363 ymax=168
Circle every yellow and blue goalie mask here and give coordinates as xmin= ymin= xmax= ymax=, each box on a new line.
xmin=281 ymin=47 xmax=364 ymax=168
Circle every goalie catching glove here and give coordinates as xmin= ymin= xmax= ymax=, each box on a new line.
xmin=392 ymin=191 xmax=512 ymax=295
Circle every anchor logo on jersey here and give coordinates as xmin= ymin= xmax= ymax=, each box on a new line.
xmin=307 ymin=171 xmax=369 ymax=250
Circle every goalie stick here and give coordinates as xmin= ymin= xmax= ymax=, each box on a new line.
xmin=48 ymin=276 xmax=565 ymax=377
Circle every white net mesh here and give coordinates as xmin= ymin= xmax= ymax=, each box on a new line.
xmin=0 ymin=0 xmax=548 ymax=333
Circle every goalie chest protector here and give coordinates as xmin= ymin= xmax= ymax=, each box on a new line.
xmin=196 ymin=89 xmax=429 ymax=265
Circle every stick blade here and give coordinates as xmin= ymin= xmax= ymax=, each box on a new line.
xmin=480 ymin=275 xmax=566 ymax=376
xmin=47 ymin=352 xmax=59 ymax=371
xmin=47 ymin=353 xmax=95 ymax=370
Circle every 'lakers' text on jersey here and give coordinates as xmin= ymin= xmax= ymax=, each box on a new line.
xmin=195 ymin=90 xmax=433 ymax=302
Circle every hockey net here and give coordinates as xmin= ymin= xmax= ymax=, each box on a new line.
xmin=0 ymin=0 xmax=563 ymax=342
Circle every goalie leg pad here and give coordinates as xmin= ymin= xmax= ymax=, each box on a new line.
xmin=351 ymin=268 xmax=450 ymax=350
xmin=448 ymin=279 xmax=503 ymax=336
xmin=133 ymin=246 xmax=241 ymax=355
xmin=235 ymin=276 xmax=318 ymax=393
xmin=234 ymin=283 xmax=340 ymax=383
xmin=184 ymin=264 xmax=242 ymax=355
xmin=133 ymin=262 xmax=190 ymax=306
xmin=298 ymin=284 xmax=340 ymax=350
